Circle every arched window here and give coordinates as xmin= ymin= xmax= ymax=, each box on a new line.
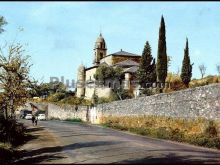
xmin=100 ymin=52 xmax=103 ymax=59
xmin=108 ymin=82 xmax=111 ymax=88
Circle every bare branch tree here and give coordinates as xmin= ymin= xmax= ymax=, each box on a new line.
xmin=199 ymin=64 xmax=206 ymax=79
xmin=216 ymin=64 xmax=220 ymax=75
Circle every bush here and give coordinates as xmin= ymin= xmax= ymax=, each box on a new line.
xmin=185 ymin=134 xmax=220 ymax=149
xmin=65 ymin=118 xmax=82 ymax=122
xmin=141 ymin=88 xmax=154 ymax=96
xmin=0 ymin=143 xmax=14 ymax=164
xmin=204 ymin=121 xmax=218 ymax=137
xmin=98 ymin=97 xmax=112 ymax=104
xmin=170 ymin=128 xmax=185 ymax=142
xmin=189 ymin=75 xmax=220 ymax=88
xmin=0 ymin=119 xmax=26 ymax=146
xmin=156 ymin=127 xmax=171 ymax=139
xmin=47 ymin=92 xmax=66 ymax=102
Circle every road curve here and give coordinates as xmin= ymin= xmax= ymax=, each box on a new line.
xmin=23 ymin=120 xmax=220 ymax=164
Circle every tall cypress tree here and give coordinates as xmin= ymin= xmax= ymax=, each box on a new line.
xmin=156 ymin=15 xmax=167 ymax=84
xmin=181 ymin=38 xmax=193 ymax=87
xmin=137 ymin=41 xmax=156 ymax=88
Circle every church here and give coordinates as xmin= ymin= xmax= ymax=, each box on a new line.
xmin=76 ymin=33 xmax=142 ymax=100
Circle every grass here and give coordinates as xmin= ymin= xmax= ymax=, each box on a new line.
xmin=100 ymin=115 xmax=220 ymax=150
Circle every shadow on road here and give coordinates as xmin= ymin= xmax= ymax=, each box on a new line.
xmin=13 ymin=132 xmax=123 ymax=164
xmin=114 ymin=152 xmax=220 ymax=164
xmin=26 ymin=126 xmax=45 ymax=133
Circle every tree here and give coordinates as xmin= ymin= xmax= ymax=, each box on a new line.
xmin=137 ymin=41 xmax=156 ymax=88
xmin=0 ymin=16 xmax=7 ymax=34
xmin=199 ymin=64 xmax=206 ymax=79
xmin=0 ymin=43 xmax=32 ymax=119
xmin=29 ymin=81 xmax=67 ymax=98
xmin=94 ymin=64 xmax=123 ymax=85
xmin=91 ymin=89 xmax=98 ymax=106
xmin=94 ymin=65 xmax=114 ymax=82
xmin=112 ymin=86 xmax=133 ymax=100
xmin=216 ymin=64 xmax=220 ymax=75
xmin=156 ymin=15 xmax=168 ymax=85
xmin=180 ymin=38 xmax=193 ymax=87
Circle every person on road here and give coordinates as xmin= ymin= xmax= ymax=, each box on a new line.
xmin=32 ymin=115 xmax=35 ymax=126
xmin=35 ymin=115 xmax=38 ymax=126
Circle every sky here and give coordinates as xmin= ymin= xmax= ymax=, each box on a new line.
xmin=0 ymin=1 xmax=219 ymax=89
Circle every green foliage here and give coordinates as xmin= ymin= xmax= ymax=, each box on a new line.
xmin=185 ymin=134 xmax=220 ymax=149
xmin=156 ymin=16 xmax=167 ymax=83
xmin=29 ymin=81 xmax=67 ymax=98
xmin=0 ymin=16 xmax=7 ymax=33
xmin=91 ymin=89 xmax=99 ymax=105
xmin=94 ymin=64 xmax=114 ymax=81
xmin=98 ymin=97 xmax=113 ymax=104
xmin=57 ymin=96 xmax=91 ymax=106
xmin=141 ymin=88 xmax=154 ymax=96
xmin=137 ymin=41 xmax=156 ymax=87
xmin=181 ymin=38 xmax=193 ymax=87
xmin=0 ymin=43 xmax=32 ymax=119
xmin=113 ymin=87 xmax=133 ymax=100
xmin=47 ymin=92 xmax=66 ymax=102
xmin=94 ymin=65 xmax=123 ymax=82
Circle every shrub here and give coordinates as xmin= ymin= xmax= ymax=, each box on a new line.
xmin=204 ymin=120 xmax=218 ymax=137
xmin=65 ymin=118 xmax=82 ymax=122
xmin=0 ymin=119 xmax=26 ymax=146
xmin=155 ymin=127 xmax=171 ymax=139
xmin=98 ymin=97 xmax=112 ymax=104
xmin=0 ymin=143 xmax=14 ymax=164
xmin=141 ymin=88 xmax=154 ymax=96
xmin=49 ymin=117 xmax=60 ymax=120
xmin=189 ymin=75 xmax=220 ymax=88
xmin=47 ymin=92 xmax=66 ymax=102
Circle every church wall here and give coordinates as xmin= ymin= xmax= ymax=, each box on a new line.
xmin=85 ymin=86 xmax=113 ymax=99
xmin=85 ymin=67 xmax=97 ymax=81
xmin=85 ymin=87 xmax=95 ymax=99
xmin=97 ymin=87 xmax=112 ymax=98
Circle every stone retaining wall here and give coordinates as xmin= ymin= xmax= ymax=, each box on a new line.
xmin=29 ymin=84 xmax=220 ymax=122
xmin=47 ymin=103 xmax=89 ymax=121
xmin=97 ymin=83 xmax=220 ymax=120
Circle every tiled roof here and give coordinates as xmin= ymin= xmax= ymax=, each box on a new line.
xmin=108 ymin=49 xmax=140 ymax=57
xmin=114 ymin=59 xmax=139 ymax=67
xmin=123 ymin=66 xmax=139 ymax=73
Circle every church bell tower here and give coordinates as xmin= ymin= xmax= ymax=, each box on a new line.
xmin=93 ymin=33 xmax=107 ymax=65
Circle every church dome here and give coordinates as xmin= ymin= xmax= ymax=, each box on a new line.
xmin=95 ymin=33 xmax=106 ymax=49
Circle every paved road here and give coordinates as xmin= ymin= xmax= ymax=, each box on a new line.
xmin=21 ymin=120 xmax=220 ymax=164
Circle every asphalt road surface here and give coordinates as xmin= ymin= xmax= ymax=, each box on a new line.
xmin=21 ymin=120 xmax=220 ymax=164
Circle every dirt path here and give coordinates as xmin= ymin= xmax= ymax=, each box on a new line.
xmin=13 ymin=123 xmax=72 ymax=164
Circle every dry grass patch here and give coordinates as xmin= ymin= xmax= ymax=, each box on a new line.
xmin=100 ymin=115 xmax=220 ymax=149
